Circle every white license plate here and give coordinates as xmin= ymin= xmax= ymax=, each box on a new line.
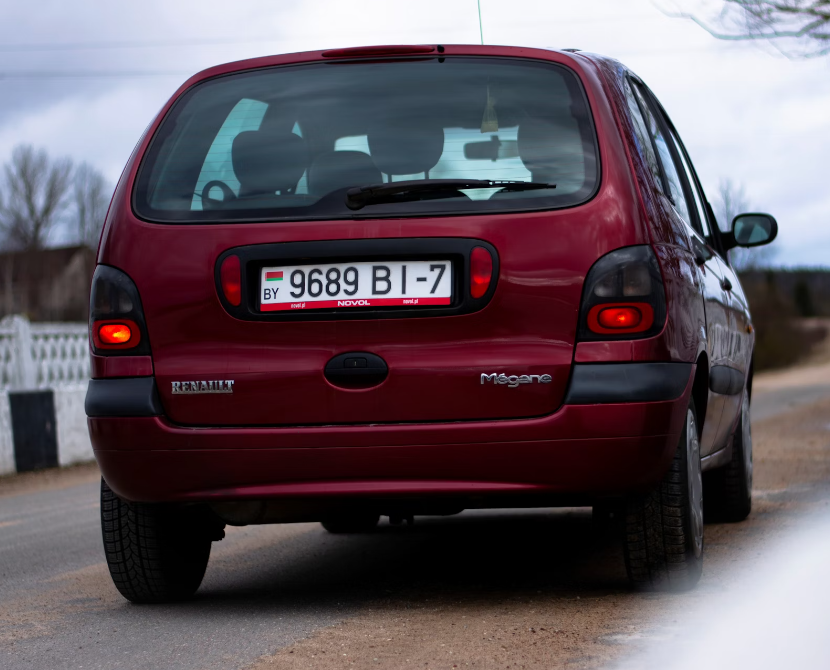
xmin=260 ymin=260 xmax=452 ymax=312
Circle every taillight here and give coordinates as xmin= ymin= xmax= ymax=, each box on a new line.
xmin=470 ymin=246 xmax=493 ymax=299
xmin=94 ymin=320 xmax=141 ymax=349
xmin=220 ymin=255 xmax=242 ymax=306
xmin=578 ymin=246 xmax=666 ymax=341
xmin=89 ymin=266 xmax=151 ymax=356
xmin=587 ymin=304 xmax=654 ymax=334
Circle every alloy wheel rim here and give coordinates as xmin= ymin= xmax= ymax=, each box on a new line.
xmin=686 ymin=409 xmax=703 ymax=558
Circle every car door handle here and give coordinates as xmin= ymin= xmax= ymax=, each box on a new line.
xmin=721 ymin=278 xmax=732 ymax=292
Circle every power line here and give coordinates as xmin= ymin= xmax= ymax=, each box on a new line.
xmin=0 ymin=16 xmax=664 ymax=53
xmin=0 ymin=70 xmax=193 ymax=79
xmin=0 ymin=36 xmax=283 ymax=53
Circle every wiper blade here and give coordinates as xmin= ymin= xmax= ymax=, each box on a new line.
xmin=345 ymin=179 xmax=555 ymax=211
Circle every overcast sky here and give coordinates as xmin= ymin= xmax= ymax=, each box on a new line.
xmin=1 ymin=0 xmax=828 ymax=265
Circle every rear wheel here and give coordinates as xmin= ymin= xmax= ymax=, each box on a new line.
xmin=624 ymin=400 xmax=703 ymax=591
xmin=704 ymin=388 xmax=752 ymax=522
xmin=100 ymin=479 xmax=222 ymax=603
xmin=321 ymin=512 xmax=380 ymax=534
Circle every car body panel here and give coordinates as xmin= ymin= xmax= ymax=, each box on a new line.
xmin=88 ymin=44 xmax=757 ymax=506
xmin=591 ymin=56 xmax=753 ymax=458
xmin=90 ymin=373 xmax=692 ymax=502
xmin=97 ymin=46 xmax=648 ymax=427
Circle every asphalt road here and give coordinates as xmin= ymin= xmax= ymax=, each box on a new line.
xmin=1 ymin=376 xmax=829 ymax=670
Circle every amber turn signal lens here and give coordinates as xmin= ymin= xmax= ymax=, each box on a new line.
xmin=597 ymin=306 xmax=642 ymax=329
xmin=98 ymin=323 xmax=132 ymax=345
xmin=470 ymin=246 xmax=493 ymax=299
xmin=220 ymin=255 xmax=242 ymax=306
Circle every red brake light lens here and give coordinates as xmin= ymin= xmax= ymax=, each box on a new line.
xmin=598 ymin=307 xmax=642 ymax=329
xmin=322 ymin=45 xmax=436 ymax=58
xmin=99 ymin=323 xmax=132 ymax=344
xmin=92 ymin=319 xmax=141 ymax=349
xmin=587 ymin=303 xmax=654 ymax=334
xmin=220 ymin=255 xmax=242 ymax=306
xmin=470 ymin=246 xmax=493 ymax=299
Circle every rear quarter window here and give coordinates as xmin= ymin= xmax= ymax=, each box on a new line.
xmin=135 ymin=56 xmax=599 ymax=222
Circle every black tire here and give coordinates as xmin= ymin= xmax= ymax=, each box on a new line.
xmin=624 ymin=399 xmax=704 ymax=591
xmin=704 ymin=388 xmax=752 ymax=522
xmin=320 ymin=512 xmax=380 ymax=534
xmin=100 ymin=479 xmax=221 ymax=603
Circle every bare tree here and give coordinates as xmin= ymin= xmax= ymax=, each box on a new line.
xmin=73 ymin=162 xmax=111 ymax=249
xmin=714 ymin=178 xmax=777 ymax=269
xmin=0 ymin=145 xmax=73 ymax=251
xmin=662 ymin=1 xmax=830 ymax=57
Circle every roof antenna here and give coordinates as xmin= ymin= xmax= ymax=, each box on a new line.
xmin=477 ymin=0 xmax=484 ymax=45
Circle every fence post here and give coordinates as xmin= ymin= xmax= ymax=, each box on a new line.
xmin=5 ymin=315 xmax=36 ymax=390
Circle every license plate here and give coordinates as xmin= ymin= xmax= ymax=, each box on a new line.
xmin=260 ymin=260 xmax=452 ymax=311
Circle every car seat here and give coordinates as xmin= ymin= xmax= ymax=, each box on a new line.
xmin=365 ymin=120 xmax=468 ymax=203
xmin=521 ymin=117 xmax=584 ymax=186
xmin=205 ymin=129 xmax=308 ymax=209
xmin=307 ymin=151 xmax=383 ymax=197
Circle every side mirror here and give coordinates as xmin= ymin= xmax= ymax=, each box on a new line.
xmin=728 ymin=213 xmax=778 ymax=249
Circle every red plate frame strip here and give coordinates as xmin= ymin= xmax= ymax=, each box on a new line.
xmin=261 ymin=297 xmax=451 ymax=312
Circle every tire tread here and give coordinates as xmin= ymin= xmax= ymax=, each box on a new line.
xmin=100 ymin=479 xmax=214 ymax=603
xmin=624 ymin=402 xmax=703 ymax=591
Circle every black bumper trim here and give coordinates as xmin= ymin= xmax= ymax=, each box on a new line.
xmin=85 ymin=378 xmax=163 ymax=417
xmin=564 ymin=363 xmax=693 ymax=404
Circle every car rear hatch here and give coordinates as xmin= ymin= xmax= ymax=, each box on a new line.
xmin=125 ymin=50 xmax=626 ymax=427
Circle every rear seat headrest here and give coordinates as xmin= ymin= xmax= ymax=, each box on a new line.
xmin=232 ymin=130 xmax=308 ymax=195
xmin=368 ymin=120 xmax=445 ymax=176
xmin=308 ymin=151 xmax=383 ymax=196
xmin=517 ymin=118 xmax=583 ymax=183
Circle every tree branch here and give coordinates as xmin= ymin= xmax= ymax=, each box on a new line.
xmin=661 ymin=1 xmax=830 ymax=58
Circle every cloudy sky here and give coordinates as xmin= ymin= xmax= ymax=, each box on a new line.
xmin=1 ymin=0 xmax=828 ymax=265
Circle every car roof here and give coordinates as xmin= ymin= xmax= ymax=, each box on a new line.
xmin=171 ymin=44 xmax=621 ymax=96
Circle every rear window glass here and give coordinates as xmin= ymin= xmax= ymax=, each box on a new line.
xmin=134 ymin=57 xmax=599 ymax=222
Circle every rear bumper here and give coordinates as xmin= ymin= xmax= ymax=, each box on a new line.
xmin=89 ymin=363 xmax=694 ymax=504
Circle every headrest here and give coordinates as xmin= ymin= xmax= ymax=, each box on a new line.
xmin=368 ymin=121 xmax=445 ymax=175
xmin=232 ymin=130 xmax=308 ymax=195
xmin=517 ymin=118 xmax=584 ymax=183
xmin=308 ymin=151 xmax=383 ymax=196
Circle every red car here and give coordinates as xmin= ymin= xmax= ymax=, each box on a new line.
xmin=86 ymin=44 xmax=777 ymax=602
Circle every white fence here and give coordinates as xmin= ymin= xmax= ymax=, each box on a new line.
xmin=0 ymin=315 xmax=89 ymax=391
xmin=0 ymin=315 xmax=92 ymax=474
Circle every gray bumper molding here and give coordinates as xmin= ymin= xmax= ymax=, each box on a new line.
xmin=85 ymin=377 xmax=163 ymax=417
xmin=564 ymin=362 xmax=693 ymax=404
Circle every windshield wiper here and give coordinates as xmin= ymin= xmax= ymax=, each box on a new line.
xmin=345 ymin=179 xmax=555 ymax=211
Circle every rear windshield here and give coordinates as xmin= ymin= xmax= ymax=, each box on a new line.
xmin=134 ymin=56 xmax=599 ymax=222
